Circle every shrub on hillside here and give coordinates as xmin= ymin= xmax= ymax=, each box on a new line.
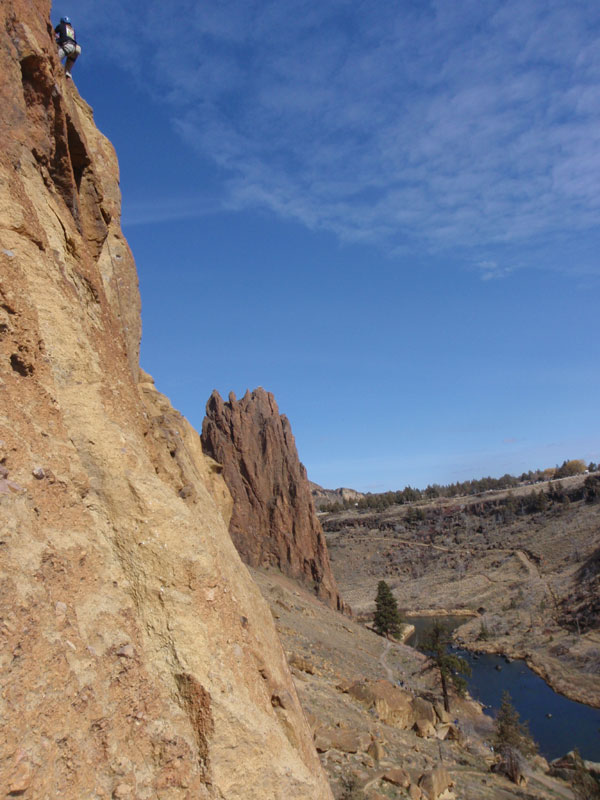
xmin=555 ymin=459 xmax=587 ymax=479
xmin=584 ymin=474 xmax=600 ymax=503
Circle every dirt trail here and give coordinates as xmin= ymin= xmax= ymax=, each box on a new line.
xmin=367 ymin=536 xmax=463 ymax=553
xmin=379 ymin=638 xmax=395 ymax=683
xmin=528 ymin=771 xmax=575 ymax=800
xmin=515 ymin=549 xmax=541 ymax=579
xmin=367 ymin=536 xmax=531 ymax=559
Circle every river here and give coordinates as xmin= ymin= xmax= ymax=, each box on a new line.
xmin=406 ymin=615 xmax=600 ymax=762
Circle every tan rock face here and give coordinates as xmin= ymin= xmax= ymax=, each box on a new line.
xmin=348 ymin=679 xmax=415 ymax=729
xmin=310 ymin=481 xmax=365 ymax=510
xmin=0 ymin=3 xmax=333 ymax=798
xmin=202 ymin=388 xmax=347 ymax=611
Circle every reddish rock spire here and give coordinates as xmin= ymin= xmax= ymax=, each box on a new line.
xmin=202 ymin=388 xmax=347 ymax=612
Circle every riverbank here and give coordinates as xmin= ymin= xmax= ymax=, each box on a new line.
xmin=406 ymin=608 xmax=478 ymax=618
xmin=398 ymin=613 xmax=600 ymax=761
xmin=404 ymin=610 xmax=478 ymax=649
xmin=398 ymin=609 xmax=600 ymax=708
xmin=455 ymin=617 xmax=600 ymax=710
xmin=363 ymin=606 xmax=476 ymax=645
xmin=455 ymin=648 xmax=600 ymax=761
xmin=364 ymin=609 xmax=600 ymax=709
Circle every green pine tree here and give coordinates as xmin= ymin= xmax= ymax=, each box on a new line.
xmin=491 ymin=692 xmax=538 ymax=784
xmin=373 ymin=580 xmax=402 ymax=639
xmin=421 ymin=620 xmax=471 ymax=712
xmin=493 ymin=691 xmax=537 ymax=757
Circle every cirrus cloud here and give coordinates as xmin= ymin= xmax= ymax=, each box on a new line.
xmin=72 ymin=0 xmax=600 ymax=274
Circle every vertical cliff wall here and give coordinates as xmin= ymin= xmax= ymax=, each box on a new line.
xmin=0 ymin=3 xmax=333 ymax=798
xmin=201 ymin=389 xmax=346 ymax=612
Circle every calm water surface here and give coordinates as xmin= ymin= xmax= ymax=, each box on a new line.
xmin=405 ymin=615 xmax=471 ymax=648
xmin=406 ymin=615 xmax=600 ymax=761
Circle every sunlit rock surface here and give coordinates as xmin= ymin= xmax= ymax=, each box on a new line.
xmin=0 ymin=3 xmax=333 ymax=797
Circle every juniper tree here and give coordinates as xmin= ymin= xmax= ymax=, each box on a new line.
xmin=492 ymin=691 xmax=537 ymax=784
xmin=421 ymin=620 xmax=471 ymax=712
xmin=373 ymin=580 xmax=402 ymax=639
xmin=493 ymin=691 xmax=537 ymax=756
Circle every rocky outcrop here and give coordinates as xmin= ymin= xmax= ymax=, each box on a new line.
xmin=347 ymin=679 xmax=415 ymax=728
xmin=314 ymin=727 xmax=371 ymax=754
xmin=310 ymin=482 xmax=365 ymax=511
xmin=0 ymin=3 xmax=333 ymax=798
xmin=419 ymin=765 xmax=453 ymax=799
xmin=345 ymin=679 xmax=456 ymax=741
xmin=202 ymin=388 xmax=346 ymax=611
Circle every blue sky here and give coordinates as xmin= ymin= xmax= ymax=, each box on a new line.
xmin=53 ymin=1 xmax=599 ymax=491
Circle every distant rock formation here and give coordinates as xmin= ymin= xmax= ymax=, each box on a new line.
xmin=310 ymin=481 xmax=365 ymax=510
xmin=202 ymin=388 xmax=347 ymax=612
xmin=0 ymin=3 xmax=333 ymax=797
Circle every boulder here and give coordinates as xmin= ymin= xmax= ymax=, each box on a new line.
xmin=549 ymin=751 xmax=600 ymax=783
xmin=289 ymin=654 xmax=315 ymax=674
xmin=414 ymin=719 xmax=437 ymax=738
xmin=586 ymin=760 xmax=600 ymax=779
xmin=412 ymin=697 xmax=437 ymax=726
xmin=367 ymin=741 xmax=386 ymax=762
xmin=382 ymin=767 xmax=410 ymax=788
xmin=435 ymin=723 xmax=461 ymax=742
xmin=435 ymin=724 xmax=450 ymax=741
xmin=314 ymin=727 xmax=371 ymax=754
xmin=434 ymin=703 xmax=451 ymax=724
xmin=349 ymin=679 xmax=414 ymax=728
xmin=529 ymin=755 xmax=549 ymax=773
xmin=419 ymin=766 xmax=453 ymax=799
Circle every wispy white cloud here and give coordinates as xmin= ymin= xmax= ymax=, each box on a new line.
xmin=122 ymin=196 xmax=219 ymax=227
xmin=476 ymin=260 xmax=515 ymax=281
xmin=72 ymin=0 xmax=600 ymax=273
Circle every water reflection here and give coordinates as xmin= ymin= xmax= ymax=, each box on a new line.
xmin=406 ymin=615 xmax=600 ymax=761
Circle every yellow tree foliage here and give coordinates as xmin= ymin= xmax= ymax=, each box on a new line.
xmin=555 ymin=460 xmax=587 ymax=478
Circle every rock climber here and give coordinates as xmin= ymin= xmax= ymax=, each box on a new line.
xmin=54 ymin=16 xmax=81 ymax=78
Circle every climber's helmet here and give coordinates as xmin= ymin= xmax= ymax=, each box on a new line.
xmin=61 ymin=16 xmax=71 ymax=24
